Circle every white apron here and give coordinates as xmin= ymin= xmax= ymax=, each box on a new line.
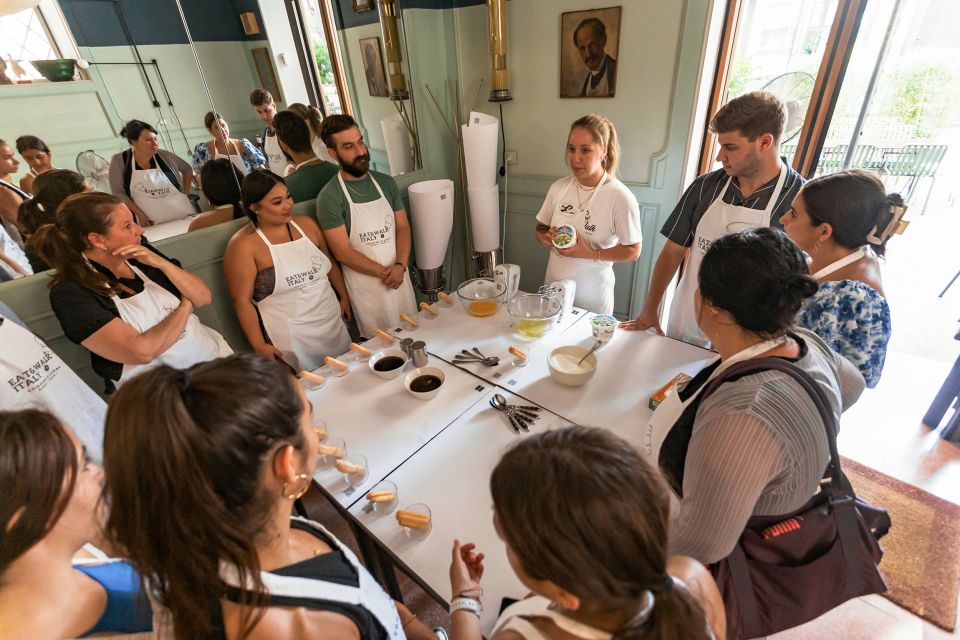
xmin=220 ymin=517 xmax=405 ymax=639
xmin=812 ymin=247 xmax=867 ymax=280
xmin=254 ymin=220 xmax=350 ymax=370
xmin=264 ymin=133 xmax=286 ymax=173
xmin=112 ymin=264 xmax=232 ymax=386
xmin=0 ymin=318 xmax=107 ymax=462
xmin=337 ymin=173 xmax=416 ymax=337
xmin=213 ymin=141 xmax=249 ymax=176
xmin=543 ymin=174 xmax=615 ymax=314
xmin=667 ymin=163 xmax=788 ymax=347
xmin=642 ymin=336 xmax=787 ymax=486
xmin=129 ymin=163 xmax=195 ymax=224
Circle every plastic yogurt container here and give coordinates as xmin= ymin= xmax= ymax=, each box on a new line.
xmin=591 ymin=314 xmax=617 ymax=342
xmin=552 ymin=224 xmax=577 ymax=249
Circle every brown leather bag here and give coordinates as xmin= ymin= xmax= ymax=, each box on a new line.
xmin=699 ymin=358 xmax=891 ymax=640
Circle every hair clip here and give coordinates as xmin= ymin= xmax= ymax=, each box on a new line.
xmin=866 ymin=204 xmax=908 ymax=245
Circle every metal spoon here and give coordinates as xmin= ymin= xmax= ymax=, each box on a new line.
xmin=489 ymin=395 xmax=523 ymax=432
xmin=577 ymin=340 xmax=602 ymax=366
xmin=490 ymin=394 xmax=533 ymax=431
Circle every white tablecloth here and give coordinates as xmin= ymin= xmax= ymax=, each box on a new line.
xmin=308 ymin=356 xmax=494 ymax=509
xmin=347 ymin=387 xmax=573 ymax=632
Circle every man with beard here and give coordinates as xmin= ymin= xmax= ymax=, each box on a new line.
xmin=620 ymin=91 xmax=804 ymax=347
xmin=316 ymin=114 xmax=416 ymax=338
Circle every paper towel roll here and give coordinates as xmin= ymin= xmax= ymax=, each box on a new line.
xmin=468 ymin=184 xmax=500 ymax=253
xmin=381 ymin=113 xmax=414 ymax=175
xmin=462 ymin=111 xmax=499 ymax=187
xmin=408 ymin=179 xmax=454 ymax=270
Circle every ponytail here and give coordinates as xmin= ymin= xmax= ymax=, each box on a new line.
xmin=799 ymin=169 xmax=904 ymax=258
xmin=103 ymin=354 xmax=306 ymax=640
xmin=614 ymin=580 xmax=710 ymax=640
xmin=570 ymin=113 xmax=620 ymax=177
xmin=27 ymin=192 xmax=122 ymax=296
xmin=288 ymin=102 xmax=324 ymax=139
xmin=17 ymin=169 xmax=88 ymax=237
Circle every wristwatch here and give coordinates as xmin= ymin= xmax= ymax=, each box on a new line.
xmin=450 ymin=596 xmax=482 ymax=617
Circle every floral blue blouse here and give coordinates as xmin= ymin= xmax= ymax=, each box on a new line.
xmin=796 ymin=279 xmax=890 ymax=388
xmin=191 ymin=138 xmax=265 ymax=175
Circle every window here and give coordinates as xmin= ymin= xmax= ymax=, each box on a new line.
xmin=0 ymin=1 xmax=83 ymax=83
xmin=0 ymin=7 xmax=59 ymax=81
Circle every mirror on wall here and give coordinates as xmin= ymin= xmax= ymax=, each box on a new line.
xmin=0 ymin=0 xmax=425 ymax=278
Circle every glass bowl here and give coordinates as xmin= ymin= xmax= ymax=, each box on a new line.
xmin=507 ymin=294 xmax=562 ymax=338
xmin=456 ymin=278 xmax=506 ymax=317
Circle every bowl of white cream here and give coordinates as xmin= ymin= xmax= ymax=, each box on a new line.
xmin=547 ymin=345 xmax=598 ymax=387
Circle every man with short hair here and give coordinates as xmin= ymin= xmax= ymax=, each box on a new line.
xmin=273 ymin=111 xmax=337 ymax=203
xmin=249 ymin=88 xmax=287 ymax=173
xmin=622 ymin=91 xmax=804 ymax=346
xmin=574 ymin=18 xmax=616 ymax=97
xmin=316 ymin=114 xmax=416 ymax=337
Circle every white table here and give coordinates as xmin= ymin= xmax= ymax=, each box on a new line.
xmin=347 ymin=388 xmax=573 ymax=632
xmin=308 ymin=356 xmax=494 ymax=509
xmin=496 ymin=320 xmax=714 ymax=449
xmin=389 ymin=297 xmax=589 ymax=385
xmin=142 ymin=215 xmax=198 ymax=242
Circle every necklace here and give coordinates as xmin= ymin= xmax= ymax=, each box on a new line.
xmin=575 ymin=175 xmax=602 ymax=209
xmin=344 ymin=176 xmax=368 ymax=198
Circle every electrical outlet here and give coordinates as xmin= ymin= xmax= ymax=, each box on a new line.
xmin=505 ymin=149 xmax=518 ymax=165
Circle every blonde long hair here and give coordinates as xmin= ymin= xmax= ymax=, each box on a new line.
xmin=570 ymin=113 xmax=620 ymax=176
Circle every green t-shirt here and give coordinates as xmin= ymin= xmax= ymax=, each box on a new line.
xmin=316 ymin=169 xmax=404 ymax=235
xmin=285 ymin=161 xmax=339 ymax=203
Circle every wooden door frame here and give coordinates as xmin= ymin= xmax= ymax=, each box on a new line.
xmin=697 ymin=0 xmax=868 ymax=179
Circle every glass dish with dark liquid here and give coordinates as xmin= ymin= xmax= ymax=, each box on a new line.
xmin=374 ymin=356 xmax=405 ymax=372
xmin=410 ymin=375 xmax=443 ymax=393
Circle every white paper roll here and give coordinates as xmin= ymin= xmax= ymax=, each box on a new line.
xmin=461 ymin=110 xmax=499 ymax=187
xmin=408 ymin=179 xmax=455 ymax=270
xmin=468 ymin=184 xmax=500 ymax=253
xmin=380 ymin=113 xmax=414 ymax=175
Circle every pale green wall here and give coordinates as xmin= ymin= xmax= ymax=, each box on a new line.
xmin=449 ymin=0 xmax=710 ymax=318
xmin=3 ymin=40 xmax=270 ymax=186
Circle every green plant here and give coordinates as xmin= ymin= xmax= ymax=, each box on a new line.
xmin=889 ymin=65 xmax=960 ymax=139
xmin=313 ymin=40 xmax=334 ymax=86
xmin=726 ymin=57 xmax=753 ymax=98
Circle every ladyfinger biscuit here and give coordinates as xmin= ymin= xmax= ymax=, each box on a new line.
xmin=300 ymin=370 xmax=326 ymax=385
xmin=396 ymin=514 xmax=430 ymax=529
xmin=349 ymin=342 xmax=372 ymax=357
xmin=508 ymin=346 xmax=527 ymax=361
xmin=395 ymin=509 xmax=430 ymax=523
xmin=366 ymin=491 xmax=396 ymax=503
xmin=437 ymin=291 xmax=453 ymax=304
xmin=335 ymin=459 xmax=365 ymax=475
xmin=374 ymin=329 xmax=396 ymax=344
xmin=317 ymin=444 xmax=346 ymax=458
xmin=324 ymin=356 xmax=348 ymax=371
xmin=400 ymin=312 xmax=419 ymax=327
xmin=419 ymin=301 xmax=438 ymax=316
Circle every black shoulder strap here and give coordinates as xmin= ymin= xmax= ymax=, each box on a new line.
xmin=701 ymin=358 xmax=851 ymax=496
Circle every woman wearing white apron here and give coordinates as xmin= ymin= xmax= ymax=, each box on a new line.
xmin=641 ymin=228 xmax=864 ymax=566
xmin=665 ymin=162 xmax=787 ymax=348
xmin=535 ymin=114 xmax=642 ymax=315
xmin=224 ymin=170 xmax=351 ymax=368
xmin=108 ymin=120 xmax=195 ymax=226
xmin=191 ymin=111 xmax=266 ymax=178
xmin=31 ymin=192 xmax=231 ymax=393
xmin=781 ymin=170 xmax=901 ymax=388
xmin=104 ymin=353 xmax=440 ymax=640
xmin=0 ymin=307 xmax=107 ymax=462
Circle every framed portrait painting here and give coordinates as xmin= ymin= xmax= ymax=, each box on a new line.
xmin=560 ymin=6 xmax=622 ymax=98
xmin=359 ymin=36 xmax=390 ymax=97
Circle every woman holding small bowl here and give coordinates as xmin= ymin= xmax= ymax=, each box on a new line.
xmin=534 ymin=114 xmax=642 ymax=314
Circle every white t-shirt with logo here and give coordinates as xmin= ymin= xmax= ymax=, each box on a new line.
xmin=536 ymin=175 xmax=642 ymax=251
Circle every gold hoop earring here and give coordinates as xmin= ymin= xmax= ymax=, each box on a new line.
xmin=282 ymin=473 xmax=310 ymax=500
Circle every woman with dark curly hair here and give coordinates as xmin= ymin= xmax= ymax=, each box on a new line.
xmin=643 ymin=227 xmax=865 ymax=566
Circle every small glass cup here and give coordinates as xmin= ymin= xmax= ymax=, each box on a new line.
xmin=337 ymin=454 xmax=368 ymax=487
xmin=398 ymin=502 xmax=431 ymax=540
xmin=365 ymin=480 xmax=398 ymax=514
xmin=438 ymin=292 xmax=455 ymax=308
xmin=317 ymin=437 xmax=346 ymax=466
xmin=313 ymin=419 xmax=328 ymax=444
xmin=319 ymin=360 xmax=349 ymax=378
xmin=349 ymin=345 xmax=372 ymax=363
xmin=510 ymin=346 xmax=529 ymax=368
xmin=300 ymin=370 xmax=326 ymax=391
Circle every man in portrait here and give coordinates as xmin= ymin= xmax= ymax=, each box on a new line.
xmin=363 ymin=41 xmax=389 ymax=97
xmin=574 ymin=17 xmax=617 ymax=97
